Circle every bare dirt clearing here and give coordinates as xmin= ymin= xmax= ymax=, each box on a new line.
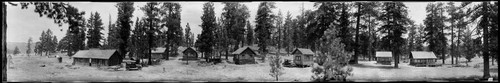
xmin=6 ymin=53 xmax=498 ymax=82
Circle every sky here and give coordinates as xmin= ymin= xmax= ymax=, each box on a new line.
xmin=7 ymin=2 xmax=438 ymax=43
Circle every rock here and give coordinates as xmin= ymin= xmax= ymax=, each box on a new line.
xmin=40 ymin=65 xmax=46 ymax=67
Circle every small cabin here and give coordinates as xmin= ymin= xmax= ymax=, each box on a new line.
xmin=292 ymin=48 xmax=315 ymax=66
xmin=151 ymin=47 xmax=167 ymax=59
xmin=231 ymin=46 xmax=260 ymax=64
xmin=410 ymin=51 xmax=439 ymax=67
xmin=182 ymin=47 xmax=199 ymax=60
xmin=375 ymin=51 xmax=393 ymax=65
xmin=72 ymin=49 xmax=123 ymax=67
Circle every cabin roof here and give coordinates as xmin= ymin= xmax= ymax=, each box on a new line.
xmin=231 ymin=46 xmax=260 ymax=55
xmin=292 ymin=48 xmax=314 ymax=55
xmin=410 ymin=51 xmax=438 ymax=59
xmin=182 ymin=47 xmax=197 ymax=53
xmin=151 ymin=47 xmax=166 ymax=54
xmin=72 ymin=49 xmax=118 ymax=59
xmin=376 ymin=51 xmax=393 ymax=58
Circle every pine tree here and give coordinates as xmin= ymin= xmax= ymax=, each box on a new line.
xmin=65 ymin=5 xmax=86 ymax=57
xmin=130 ymin=18 xmax=149 ymax=63
xmin=162 ymin=3 xmax=182 ymax=60
xmin=246 ymin=20 xmax=254 ymax=46
xmin=13 ymin=46 xmax=20 ymax=55
xmin=87 ymin=12 xmax=104 ymax=48
xmin=255 ymin=2 xmax=276 ymax=58
xmin=424 ymin=2 xmax=447 ymax=64
xmin=222 ymin=2 xmax=250 ymax=60
xmin=269 ymin=54 xmax=284 ymax=81
xmin=185 ymin=23 xmax=192 ymax=47
xmin=461 ymin=2 xmax=497 ymax=78
xmin=116 ymin=2 xmax=135 ymax=58
xmin=141 ymin=2 xmax=161 ymax=64
xmin=312 ymin=26 xmax=353 ymax=82
xmin=379 ymin=2 xmax=410 ymax=68
xmin=198 ymin=2 xmax=217 ymax=61
xmin=26 ymin=37 xmax=32 ymax=56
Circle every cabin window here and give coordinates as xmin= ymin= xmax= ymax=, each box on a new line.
xmin=295 ymin=56 xmax=301 ymax=61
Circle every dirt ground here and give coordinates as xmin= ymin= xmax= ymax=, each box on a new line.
xmin=6 ymin=53 xmax=498 ymax=82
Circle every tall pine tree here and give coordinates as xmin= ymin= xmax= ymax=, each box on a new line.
xmin=87 ymin=12 xmax=104 ymax=48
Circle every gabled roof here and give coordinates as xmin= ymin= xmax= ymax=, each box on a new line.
xmin=376 ymin=51 xmax=393 ymax=58
xmin=231 ymin=46 xmax=260 ymax=55
xmin=72 ymin=49 xmax=118 ymax=59
xmin=151 ymin=47 xmax=167 ymax=54
xmin=248 ymin=46 xmax=259 ymax=51
xmin=410 ymin=51 xmax=438 ymax=59
xmin=182 ymin=47 xmax=197 ymax=53
xmin=292 ymin=48 xmax=315 ymax=55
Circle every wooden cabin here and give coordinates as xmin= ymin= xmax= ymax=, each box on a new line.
xmin=182 ymin=47 xmax=199 ymax=60
xmin=231 ymin=46 xmax=260 ymax=64
xmin=72 ymin=49 xmax=122 ymax=67
xmin=375 ymin=51 xmax=393 ymax=65
xmin=151 ymin=47 xmax=167 ymax=59
xmin=292 ymin=48 xmax=315 ymax=66
xmin=410 ymin=51 xmax=439 ymax=67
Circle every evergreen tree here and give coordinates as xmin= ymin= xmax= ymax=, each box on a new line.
xmin=424 ymin=3 xmax=448 ymax=64
xmin=65 ymin=5 xmax=86 ymax=57
xmin=115 ymin=2 xmax=135 ymax=58
xmin=246 ymin=20 xmax=254 ymax=46
xmin=161 ymin=3 xmax=182 ymax=60
xmin=86 ymin=12 xmax=104 ymax=48
xmin=140 ymin=2 xmax=161 ymax=64
xmin=130 ymin=18 xmax=149 ymax=62
xmin=379 ymin=2 xmax=410 ymax=68
xmin=312 ymin=26 xmax=353 ymax=82
xmin=197 ymin=2 xmax=217 ymax=61
xmin=185 ymin=23 xmax=192 ymax=47
xmin=255 ymin=2 xmax=276 ymax=56
xmin=222 ymin=2 xmax=250 ymax=51
xmin=461 ymin=2 xmax=497 ymax=78
xmin=26 ymin=37 xmax=32 ymax=56
xmin=13 ymin=46 xmax=20 ymax=55
xmin=104 ymin=14 xmax=121 ymax=49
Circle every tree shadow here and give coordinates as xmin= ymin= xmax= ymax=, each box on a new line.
xmin=350 ymin=64 xmax=398 ymax=69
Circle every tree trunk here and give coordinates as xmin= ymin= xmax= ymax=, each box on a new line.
xmin=353 ymin=4 xmax=361 ymax=64
xmin=481 ymin=2 xmax=490 ymax=79
xmin=451 ymin=23 xmax=454 ymax=65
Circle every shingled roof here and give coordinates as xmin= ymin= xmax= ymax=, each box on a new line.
xmin=231 ymin=46 xmax=260 ymax=55
xmin=410 ymin=51 xmax=438 ymax=59
xmin=292 ymin=48 xmax=314 ymax=55
xmin=376 ymin=51 xmax=393 ymax=58
xmin=151 ymin=47 xmax=167 ymax=54
xmin=72 ymin=49 xmax=118 ymax=59
xmin=182 ymin=47 xmax=197 ymax=53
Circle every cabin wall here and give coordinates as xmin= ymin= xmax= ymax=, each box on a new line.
xmin=108 ymin=53 xmax=122 ymax=66
xmin=73 ymin=58 xmax=90 ymax=66
xmin=235 ymin=49 xmax=257 ymax=64
xmin=90 ymin=59 xmax=108 ymax=67
xmin=410 ymin=59 xmax=437 ymax=66
xmin=376 ymin=57 xmax=392 ymax=65
xmin=151 ymin=53 xmax=164 ymax=60
xmin=294 ymin=54 xmax=314 ymax=66
xmin=183 ymin=51 xmax=198 ymax=60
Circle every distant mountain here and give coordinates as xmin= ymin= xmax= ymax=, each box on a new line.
xmin=6 ymin=42 xmax=36 ymax=54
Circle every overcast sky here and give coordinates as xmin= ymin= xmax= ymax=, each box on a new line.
xmin=7 ymin=2 xmax=437 ymax=42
